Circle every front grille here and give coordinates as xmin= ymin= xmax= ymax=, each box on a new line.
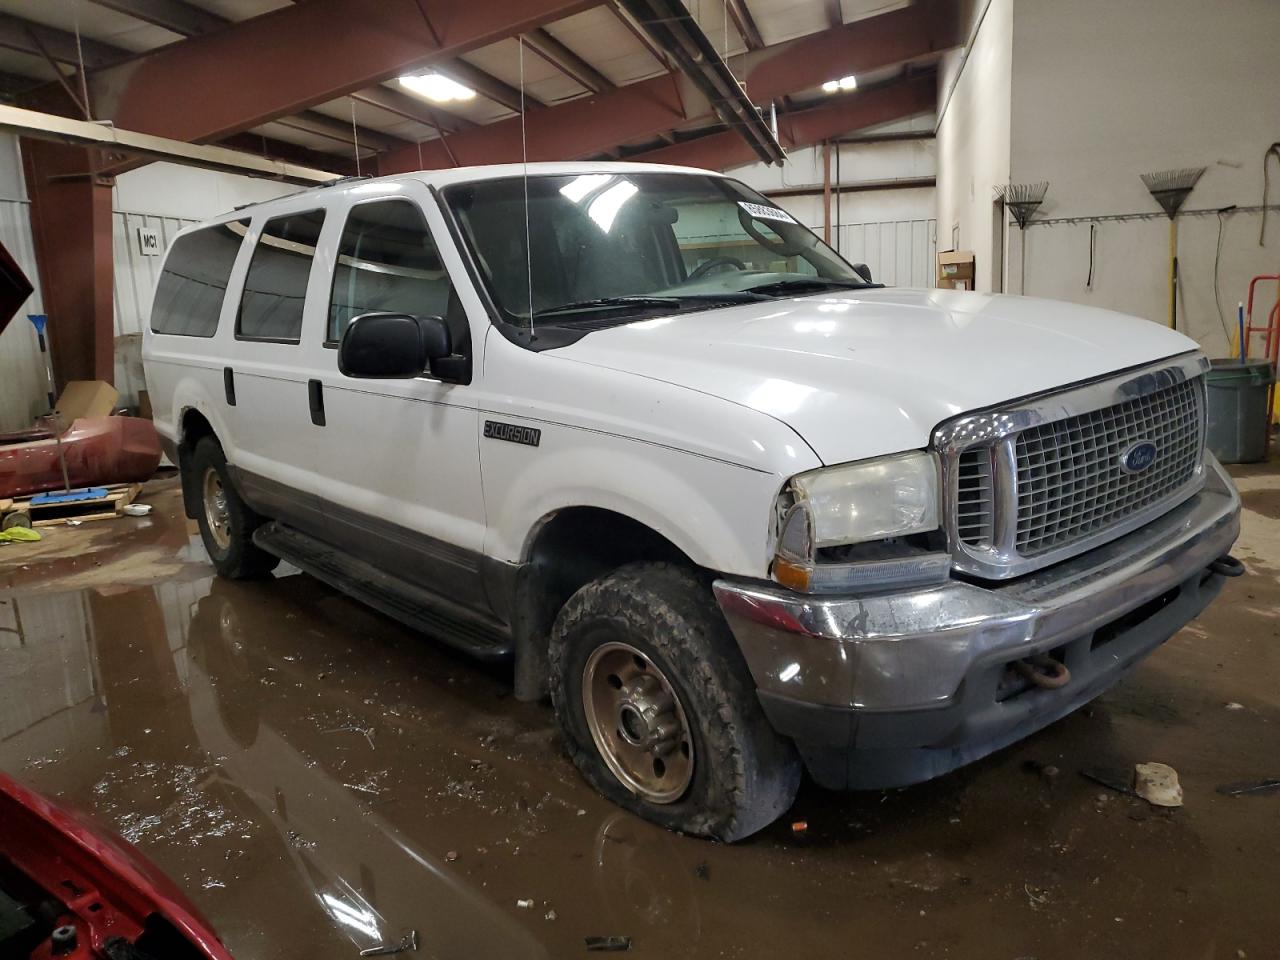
xmin=939 ymin=359 xmax=1207 ymax=579
xmin=1012 ymin=378 xmax=1202 ymax=555
xmin=956 ymin=447 xmax=995 ymax=547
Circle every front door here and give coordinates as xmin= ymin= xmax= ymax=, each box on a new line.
xmin=307 ymin=186 xmax=489 ymax=611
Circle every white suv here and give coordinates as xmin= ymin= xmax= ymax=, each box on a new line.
xmin=143 ymin=162 xmax=1241 ymax=840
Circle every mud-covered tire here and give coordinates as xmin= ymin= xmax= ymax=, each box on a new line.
xmin=550 ymin=562 xmax=801 ymax=841
xmin=189 ymin=436 xmax=278 ymax=580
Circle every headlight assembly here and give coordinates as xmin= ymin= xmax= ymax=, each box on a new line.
xmin=771 ymin=451 xmax=949 ymax=594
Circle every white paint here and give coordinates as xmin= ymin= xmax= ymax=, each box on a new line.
xmin=934 ymin=0 xmax=1012 ymax=293
xmin=145 ymin=167 xmax=1198 ymax=579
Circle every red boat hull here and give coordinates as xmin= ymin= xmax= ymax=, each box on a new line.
xmin=0 ymin=417 xmax=161 ymax=500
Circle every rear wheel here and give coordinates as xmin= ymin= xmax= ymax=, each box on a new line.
xmin=189 ymin=436 xmax=278 ymax=579
xmin=550 ymin=562 xmax=801 ymax=841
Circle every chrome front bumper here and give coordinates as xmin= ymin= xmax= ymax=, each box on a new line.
xmin=713 ymin=459 xmax=1241 ymax=788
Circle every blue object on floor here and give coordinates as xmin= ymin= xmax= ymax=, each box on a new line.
xmin=29 ymin=487 xmax=108 ymax=506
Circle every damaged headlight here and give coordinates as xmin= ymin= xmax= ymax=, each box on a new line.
xmin=771 ymin=451 xmax=948 ymax=594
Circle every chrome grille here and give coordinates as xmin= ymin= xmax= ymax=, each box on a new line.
xmin=935 ymin=355 xmax=1209 ymax=580
xmin=1013 ymin=378 xmax=1202 ymax=555
xmin=956 ymin=447 xmax=995 ymax=547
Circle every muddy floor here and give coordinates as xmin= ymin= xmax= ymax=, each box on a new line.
xmin=2 ymin=469 xmax=1278 ymax=959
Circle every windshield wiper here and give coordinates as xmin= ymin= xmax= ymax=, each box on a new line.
xmin=536 ymin=292 xmax=765 ymax=320
xmin=742 ymin=278 xmax=879 ymax=297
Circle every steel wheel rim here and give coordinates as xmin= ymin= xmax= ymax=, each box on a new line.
xmin=582 ymin=641 xmax=694 ymax=804
xmin=202 ymin=467 xmax=231 ymax=551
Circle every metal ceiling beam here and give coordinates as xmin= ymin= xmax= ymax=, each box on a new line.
xmin=618 ymin=0 xmax=784 ymax=164
xmin=0 ymin=13 xmax=127 ymax=69
xmin=272 ymin=112 xmax=409 ymax=153
xmin=89 ymin=0 xmax=592 ymax=143
xmin=433 ymin=60 xmax=544 ymax=114
xmin=0 ymin=102 xmax=337 ymax=183
xmin=379 ymin=0 xmax=959 ymax=173
xmin=629 ymin=74 xmax=935 ymax=170
xmin=220 ymin=131 xmax=358 ymax=177
xmin=724 ymin=0 xmax=765 ymax=51
xmin=522 ymin=27 xmax=614 ymax=93
xmin=605 ymin=4 xmax=670 ymax=70
xmin=86 ymin=0 xmax=227 ymax=37
xmin=351 ymin=87 xmax=475 ymax=134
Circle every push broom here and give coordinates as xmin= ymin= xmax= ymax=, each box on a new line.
xmin=1140 ymin=167 xmax=1205 ymax=330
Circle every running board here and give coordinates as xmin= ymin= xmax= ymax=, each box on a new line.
xmin=253 ymin=522 xmax=513 ymax=661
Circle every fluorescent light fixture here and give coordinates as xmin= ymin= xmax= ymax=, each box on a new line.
xmin=398 ymin=73 xmax=476 ymax=103
xmin=821 ymin=75 xmax=857 ymax=93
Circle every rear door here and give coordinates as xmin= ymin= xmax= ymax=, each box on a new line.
xmin=225 ymin=207 xmax=331 ymax=534
xmin=307 ymin=183 xmax=489 ymax=610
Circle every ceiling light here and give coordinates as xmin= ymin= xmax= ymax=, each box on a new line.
xmin=821 ymin=75 xmax=857 ymax=93
xmin=398 ymin=73 xmax=476 ymax=103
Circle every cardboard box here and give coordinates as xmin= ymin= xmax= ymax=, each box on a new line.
xmin=55 ymin=380 xmax=119 ymax=422
xmin=937 ymin=250 xmax=975 ymax=290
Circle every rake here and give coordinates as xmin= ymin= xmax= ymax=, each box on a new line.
xmin=1141 ymin=167 xmax=1204 ymax=330
xmin=996 ymin=181 xmax=1048 ymax=294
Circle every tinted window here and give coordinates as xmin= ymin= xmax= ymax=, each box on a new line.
xmin=328 ymin=200 xmax=453 ymax=343
xmin=237 ymin=210 xmax=326 ymax=342
xmin=151 ymin=221 xmax=247 ymax=337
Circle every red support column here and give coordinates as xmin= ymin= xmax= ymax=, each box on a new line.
xmin=21 ymin=137 xmax=116 ymax=390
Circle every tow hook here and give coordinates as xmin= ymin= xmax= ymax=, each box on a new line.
xmin=1013 ymin=654 xmax=1071 ymax=690
xmin=1209 ymin=555 xmax=1245 ymax=578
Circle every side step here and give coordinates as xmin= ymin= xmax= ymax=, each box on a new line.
xmin=252 ymin=522 xmax=513 ymax=661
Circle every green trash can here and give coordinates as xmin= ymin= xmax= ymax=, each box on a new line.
xmin=1205 ymin=359 xmax=1274 ymax=464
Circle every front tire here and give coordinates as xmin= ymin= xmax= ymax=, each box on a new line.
xmin=549 ymin=562 xmax=800 ymax=841
xmin=189 ymin=436 xmax=278 ymax=579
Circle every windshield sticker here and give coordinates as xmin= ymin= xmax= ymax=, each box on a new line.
xmin=738 ymin=201 xmax=797 ymax=224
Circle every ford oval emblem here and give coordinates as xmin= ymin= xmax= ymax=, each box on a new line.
xmin=1120 ymin=440 xmax=1158 ymax=474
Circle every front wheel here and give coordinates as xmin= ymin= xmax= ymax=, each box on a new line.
xmin=549 ymin=562 xmax=801 ymax=841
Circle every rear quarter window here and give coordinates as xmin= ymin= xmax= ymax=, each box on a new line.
xmin=150 ymin=220 xmax=248 ymax=337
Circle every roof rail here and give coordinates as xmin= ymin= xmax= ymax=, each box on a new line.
xmin=231 ymin=173 xmax=373 ymax=212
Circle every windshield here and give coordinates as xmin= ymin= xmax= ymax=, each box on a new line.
xmin=442 ymin=172 xmax=872 ymax=328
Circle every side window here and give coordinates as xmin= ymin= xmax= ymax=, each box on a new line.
xmin=150 ymin=220 xmax=247 ymax=337
xmin=328 ymin=199 xmax=453 ymax=344
xmin=237 ymin=210 xmax=326 ymax=342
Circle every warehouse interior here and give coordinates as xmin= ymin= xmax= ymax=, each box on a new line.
xmin=0 ymin=1 xmax=1278 ymax=958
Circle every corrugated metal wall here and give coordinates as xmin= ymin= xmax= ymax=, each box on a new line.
xmin=112 ymin=209 xmax=197 ymax=407
xmin=839 ymin=218 xmax=938 ymax=288
xmin=0 ymin=196 xmax=47 ymax=432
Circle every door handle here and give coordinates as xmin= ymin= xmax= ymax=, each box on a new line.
xmin=307 ymin=378 xmax=326 ymax=426
xmin=223 ymin=367 xmax=236 ymax=406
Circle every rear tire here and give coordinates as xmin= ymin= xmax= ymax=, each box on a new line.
xmin=189 ymin=436 xmax=278 ymax=579
xmin=550 ymin=562 xmax=801 ymax=841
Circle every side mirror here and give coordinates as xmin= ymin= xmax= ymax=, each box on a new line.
xmin=851 ymin=262 xmax=873 ymax=283
xmin=338 ymin=312 xmax=452 ymax=379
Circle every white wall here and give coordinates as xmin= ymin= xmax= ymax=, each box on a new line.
xmin=1007 ymin=0 xmax=1280 ymax=356
xmin=0 ymin=147 xmax=293 ymax=429
xmin=934 ymin=0 xmax=1012 ymax=292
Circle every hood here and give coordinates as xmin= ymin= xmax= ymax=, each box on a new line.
xmin=557 ymin=287 xmax=1198 ymax=465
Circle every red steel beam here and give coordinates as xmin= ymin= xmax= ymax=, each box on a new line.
xmin=379 ymin=1 xmax=956 ymax=174
xmin=92 ymin=0 xmax=596 ymax=143
xmin=627 ymin=75 xmax=936 ymax=171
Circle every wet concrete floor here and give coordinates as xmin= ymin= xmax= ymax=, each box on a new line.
xmin=2 ymin=470 xmax=1278 ymax=959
